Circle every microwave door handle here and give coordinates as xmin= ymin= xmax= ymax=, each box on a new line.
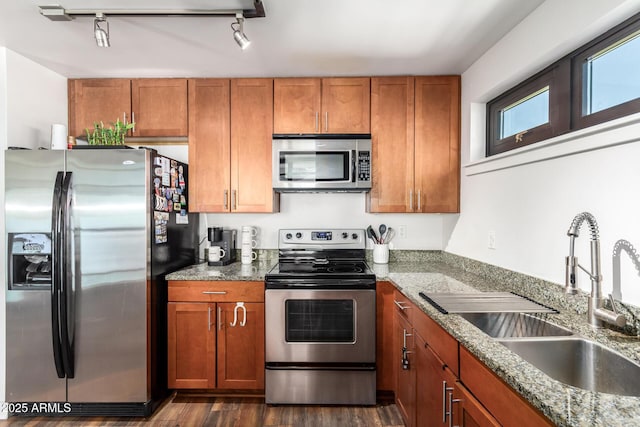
xmin=352 ymin=150 xmax=357 ymax=183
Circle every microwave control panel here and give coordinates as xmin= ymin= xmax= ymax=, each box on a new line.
xmin=357 ymin=151 xmax=371 ymax=182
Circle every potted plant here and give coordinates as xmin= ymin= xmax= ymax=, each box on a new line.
xmin=85 ymin=118 xmax=135 ymax=145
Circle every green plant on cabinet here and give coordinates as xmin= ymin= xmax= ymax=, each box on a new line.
xmin=85 ymin=118 xmax=135 ymax=145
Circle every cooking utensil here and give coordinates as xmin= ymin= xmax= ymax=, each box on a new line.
xmin=366 ymin=225 xmax=379 ymax=244
xmin=379 ymin=224 xmax=387 ymax=242
xmin=383 ymin=227 xmax=395 ymax=244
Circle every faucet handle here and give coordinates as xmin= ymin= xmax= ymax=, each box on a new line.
xmin=603 ymin=294 xmax=627 ymax=327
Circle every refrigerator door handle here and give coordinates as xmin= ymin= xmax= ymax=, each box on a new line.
xmin=60 ymin=171 xmax=76 ymax=378
xmin=50 ymin=171 xmax=65 ymax=378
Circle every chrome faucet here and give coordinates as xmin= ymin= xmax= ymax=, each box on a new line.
xmin=565 ymin=212 xmax=626 ymax=328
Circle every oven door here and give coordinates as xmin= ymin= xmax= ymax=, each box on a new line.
xmin=265 ymin=288 xmax=375 ymax=363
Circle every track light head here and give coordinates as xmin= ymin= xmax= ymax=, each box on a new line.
xmin=231 ymin=15 xmax=250 ymax=50
xmin=94 ymin=13 xmax=110 ymax=47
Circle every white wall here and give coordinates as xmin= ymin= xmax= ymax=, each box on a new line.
xmin=0 ymin=49 xmax=67 ymax=419
xmin=202 ymin=193 xmax=454 ymax=255
xmin=447 ymin=0 xmax=640 ymax=306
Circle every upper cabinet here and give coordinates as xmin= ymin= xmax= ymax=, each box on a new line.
xmin=188 ymin=78 xmax=279 ymax=213
xmin=367 ymin=76 xmax=460 ymax=213
xmin=68 ymin=78 xmax=188 ymax=138
xmin=273 ymin=77 xmax=370 ymax=134
xmin=68 ymin=79 xmax=131 ymax=138
xmin=131 ymin=79 xmax=188 ymax=137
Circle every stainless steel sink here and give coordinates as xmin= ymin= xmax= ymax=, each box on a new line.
xmin=499 ymin=337 xmax=640 ymax=396
xmin=459 ymin=312 xmax=573 ymax=338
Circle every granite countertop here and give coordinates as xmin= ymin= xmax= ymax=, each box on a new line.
xmin=165 ymin=260 xmax=275 ymax=281
xmin=166 ymin=256 xmax=640 ymax=426
xmin=378 ymin=261 xmax=640 ymax=427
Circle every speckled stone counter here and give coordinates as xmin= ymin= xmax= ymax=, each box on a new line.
xmin=378 ymin=259 xmax=640 ymax=427
xmin=166 ymin=250 xmax=640 ymax=426
xmin=165 ymin=260 xmax=275 ymax=281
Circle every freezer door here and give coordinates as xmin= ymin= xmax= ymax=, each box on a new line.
xmin=5 ymin=150 xmax=67 ymax=402
xmin=65 ymin=149 xmax=150 ymax=403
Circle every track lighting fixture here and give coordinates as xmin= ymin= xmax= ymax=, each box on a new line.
xmin=39 ymin=2 xmax=265 ymax=49
xmin=231 ymin=14 xmax=251 ymax=50
xmin=93 ymin=13 xmax=110 ymax=48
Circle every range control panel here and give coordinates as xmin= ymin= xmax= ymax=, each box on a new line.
xmin=279 ymin=229 xmax=365 ymax=249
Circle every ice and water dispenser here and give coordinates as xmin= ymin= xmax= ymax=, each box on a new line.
xmin=8 ymin=233 xmax=52 ymax=290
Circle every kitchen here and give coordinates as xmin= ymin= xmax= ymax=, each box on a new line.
xmin=2 ymin=0 xmax=640 ymax=425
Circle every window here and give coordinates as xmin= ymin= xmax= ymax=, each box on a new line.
xmin=487 ymin=11 xmax=640 ymax=157
xmin=487 ymin=64 xmax=569 ymax=156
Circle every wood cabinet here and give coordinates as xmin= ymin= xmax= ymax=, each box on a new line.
xmin=368 ymin=76 xmax=460 ymax=213
xmin=68 ymin=78 xmax=188 ymax=138
xmin=188 ymin=78 xmax=278 ymax=213
xmin=458 ymin=347 xmax=552 ymax=427
xmin=415 ymin=332 xmax=459 ymax=427
xmin=188 ymin=79 xmax=231 ymax=212
xmin=384 ymin=287 xmax=552 ymax=427
xmin=167 ymin=281 xmax=265 ymax=391
xmin=131 ymin=78 xmax=188 ymax=137
xmin=453 ymin=382 xmax=500 ymax=427
xmin=273 ymin=77 xmax=370 ymax=134
xmin=376 ymin=281 xmax=396 ymax=392
xmin=231 ymin=78 xmax=278 ymax=212
xmin=394 ymin=300 xmax=416 ymax=427
xmin=68 ymin=79 xmax=131 ymax=138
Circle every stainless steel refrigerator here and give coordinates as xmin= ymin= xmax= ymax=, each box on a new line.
xmin=5 ymin=148 xmax=199 ymax=416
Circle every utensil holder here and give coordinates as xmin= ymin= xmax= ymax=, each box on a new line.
xmin=373 ymin=243 xmax=389 ymax=264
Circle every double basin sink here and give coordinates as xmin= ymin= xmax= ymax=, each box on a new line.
xmin=459 ymin=312 xmax=640 ymax=396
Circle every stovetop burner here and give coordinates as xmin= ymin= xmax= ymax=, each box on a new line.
xmin=265 ymin=228 xmax=377 ymax=288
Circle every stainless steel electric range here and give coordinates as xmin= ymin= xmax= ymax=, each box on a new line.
xmin=264 ymin=228 xmax=376 ymax=405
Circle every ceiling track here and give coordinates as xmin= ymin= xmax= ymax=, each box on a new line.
xmin=40 ymin=0 xmax=265 ymax=20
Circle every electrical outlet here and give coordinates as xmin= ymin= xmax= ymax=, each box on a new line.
xmin=398 ymin=225 xmax=407 ymax=239
xmin=488 ymin=231 xmax=496 ymax=250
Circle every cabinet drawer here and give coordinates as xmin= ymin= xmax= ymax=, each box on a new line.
xmin=393 ymin=290 xmax=416 ymax=321
xmin=459 ymin=347 xmax=552 ymax=427
xmin=412 ymin=309 xmax=459 ymax=377
xmin=168 ymin=281 xmax=264 ymax=302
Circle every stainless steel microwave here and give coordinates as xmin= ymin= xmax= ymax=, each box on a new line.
xmin=272 ymin=135 xmax=372 ymax=192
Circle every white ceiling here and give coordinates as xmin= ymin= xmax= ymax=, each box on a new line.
xmin=0 ymin=0 xmax=545 ymax=78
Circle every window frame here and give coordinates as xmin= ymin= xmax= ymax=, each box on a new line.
xmin=486 ymin=11 xmax=640 ymax=157
xmin=571 ymin=17 xmax=640 ymax=131
xmin=487 ymin=62 xmax=570 ymax=157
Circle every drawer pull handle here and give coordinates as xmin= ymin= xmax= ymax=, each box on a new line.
xmin=394 ymin=300 xmax=409 ymax=310
xmin=202 ymin=291 xmax=227 ymax=295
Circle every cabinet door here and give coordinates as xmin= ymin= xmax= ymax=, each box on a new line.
xmin=273 ymin=78 xmax=321 ymax=133
xmin=68 ymin=79 xmax=131 ymax=138
xmin=217 ymin=302 xmax=265 ymax=389
xmin=230 ymin=78 xmax=279 ymax=213
xmin=414 ymin=76 xmax=460 ymax=213
xmin=321 ymin=77 xmax=370 ymax=133
xmin=416 ymin=332 xmax=458 ymax=427
xmin=368 ymin=77 xmax=415 ymax=212
xmin=376 ymin=281 xmax=397 ymax=391
xmin=188 ymin=79 xmax=231 ymax=212
xmin=453 ymin=382 xmax=500 ymax=427
xmin=395 ymin=312 xmax=416 ymax=427
xmin=131 ymin=78 xmax=188 ymax=136
xmin=167 ymin=302 xmax=216 ymax=389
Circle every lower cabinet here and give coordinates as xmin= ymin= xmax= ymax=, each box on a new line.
xmin=167 ymin=281 xmax=265 ymax=391
xmin=394 ymin=307 xmax=416 ymax=427
xmin=383 ymin=287 xmax=552 ymax=427
xmin=415 ymin=332 xmax=459 ymax=427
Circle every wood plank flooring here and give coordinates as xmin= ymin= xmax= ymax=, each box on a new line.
xmin=0 ymin=394 xmax=405 ymax=426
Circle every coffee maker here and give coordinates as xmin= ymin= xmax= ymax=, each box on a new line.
xmin=207 ymin=227 xmax=236 ymax=266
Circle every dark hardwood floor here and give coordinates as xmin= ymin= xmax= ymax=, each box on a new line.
xmin=0 ymin=394 xmax=405 ymax=426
